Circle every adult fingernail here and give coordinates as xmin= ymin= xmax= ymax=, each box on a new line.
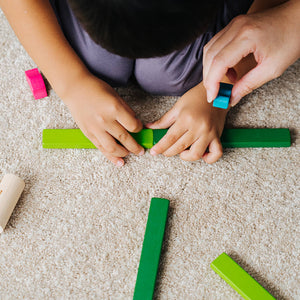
xmin=150 ymin=148 xmax=157 ymax=156
xmin=116 ymin=159 xmax=124 ymax=167
xmin=207 ymin=90 xmax=214 ymax=103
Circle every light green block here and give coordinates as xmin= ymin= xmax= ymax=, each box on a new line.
xmin=43 ymin=129 xmax=96 ymax=149
xmin=133 ymin=198 xmax=169 ymax=300
xmin=211 ymin=253 xmax=276 ymax=300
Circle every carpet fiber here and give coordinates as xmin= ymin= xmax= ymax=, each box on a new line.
xmin=0 ymin=9 xmax=299 ymax=300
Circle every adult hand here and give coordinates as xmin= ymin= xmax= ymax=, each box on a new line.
xmin=203 ymin=0 xmax=300 ymax=106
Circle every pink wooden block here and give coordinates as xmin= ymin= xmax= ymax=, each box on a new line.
xmin=25 ymin=68 xmax=47 ymax=99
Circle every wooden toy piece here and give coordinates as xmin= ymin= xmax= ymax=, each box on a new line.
xmin=131 ymin=129 xmax=153 ymax=149
xmin=153 ymin=129 xmax=168 ymax=145
xmin=43 ymin=129 xmax=96 ymax=149
xmin=0 ymin=174 xmax=25 ymax=233
xmin=220 ymin=128 xmax=291 ymax=148
xmin=25 ymin=68 xmax=47 ymax=99
xmin=133 ymin=198 xmax=170 ymax=300
xmin=42 ymin=128 xmax=291 ymax=149
xmin=213 ymin=82 xmax=233 ymax=109
xmin=211 ymin=253 xmax=275 ymax=300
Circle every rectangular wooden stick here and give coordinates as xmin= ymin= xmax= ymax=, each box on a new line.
xmin=211 ymin=253 xmax=275 ymax=300
xmin=43 ymin=128 xmax=291 ymax=149
xmin=133 ymin=198 xmax=169 ymax=300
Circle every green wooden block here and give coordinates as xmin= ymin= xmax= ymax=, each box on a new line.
xmin=211 ymin=253 xmax=275 ymax=300
xmin=220 ymin=128 xmax=291 ymax=148
xmin=43 ymin=129 xmax=96 ymax=149
xmin=133 ymin=198 xmax=169 ymax=300
xmin=43 ymin=128 xmax=291 ymax=149
xmin=153 ymin=129 xmax=168 ymax=145
xmin=131 ymin=129 xmax=153 ymax=149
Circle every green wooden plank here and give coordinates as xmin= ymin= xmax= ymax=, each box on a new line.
xmin=133 ymin=198 xmax=169 ymax=300
xmin=131 ymin=129 xmax=153 ymax=149
xmin=153 ymin=129 xmax=168 ymax=145
xmin=211 ymin=253 xmax=276 ymax=300
xmin=43 ymin=128 xmax=291 ymax=149
xmin=220 ymin=128 xmax=291 ymax=148
xmin=43 ymin=129 xmax=96 ymax=149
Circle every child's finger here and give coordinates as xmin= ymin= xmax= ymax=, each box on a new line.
xmin=116 ymin=105 xmax=143 ymax=133
xmin=103 ymin=154 xmax=125 ymax=167
xmin=202 ymin=138 xmax=223 ymax=164
xmin=146 ymin=107 xmax=177 ymax=129
xmin=179 ymin=137 xmax=208 ymax=161
xmin=162 ymin=131 xmax=196 ymax=157
xmin=108 ymin=121 xmax=145 ymax=156
xmin=90 ymin=131 xmax=129 ymax=157
xmin=150 ymin=124 xmax=187 ymax=156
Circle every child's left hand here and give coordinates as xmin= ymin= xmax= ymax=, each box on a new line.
xmin=146 ymin=82 xmax=228 ymax=163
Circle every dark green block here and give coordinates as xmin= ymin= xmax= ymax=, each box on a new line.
xmin=220 ymin=128 xmax=291 ymax=148
xmin=153 ymin=129 xmax=168 ymax=145
xmin=133 ymin=198 xmax=169 ymax=300
xmin=211 ymin=253 xmax=275 ymax=300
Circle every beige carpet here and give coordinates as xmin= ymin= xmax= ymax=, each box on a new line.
xmin=0 ymin=9 xmax=299 ymax=300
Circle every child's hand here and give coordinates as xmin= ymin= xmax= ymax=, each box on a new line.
xmin=63 ymin=74 xmax=144 ymax=166
xmin=146 ymin=82 xmax=228 ymax=163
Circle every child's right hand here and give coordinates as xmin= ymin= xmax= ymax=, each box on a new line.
xmin=62 ymin=74 xmax=144 ymax=166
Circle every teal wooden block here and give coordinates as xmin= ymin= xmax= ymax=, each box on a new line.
xmin=211 ymin=253 xmax=275 ymax=300
xmin=213 ymin=82 xmax=233 ymax=109
xmin=133 ymin=198 xmax=169 ymax=300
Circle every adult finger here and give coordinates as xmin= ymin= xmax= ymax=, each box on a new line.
xmin=230 ymin=61 xmax=280 ymax=106
xmin=205 ymin=37 xmax=254 ymax=103
xmin=202 ymin=138 xmax=223 ymax=164
xmin=203 ymin=19 xmax=237 ymax=80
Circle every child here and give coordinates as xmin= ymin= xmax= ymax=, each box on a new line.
xmin=1 ymin=0 xmax=265 ymax=166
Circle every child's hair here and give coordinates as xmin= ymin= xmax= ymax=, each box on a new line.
xmin=67 ymin=0 xmax=223 ymax=58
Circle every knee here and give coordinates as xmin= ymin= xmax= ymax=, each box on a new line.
xmin=134 ymin=60 xmax=193 ymax=96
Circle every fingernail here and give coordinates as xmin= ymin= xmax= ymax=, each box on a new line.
xmin=138 ymin=149 xmax=145 ymax=156
xmin=207 ymin=90 xmax=214 ymax=103
xmin=150 ymin=148 xmax=157 ymax=156
xmin=116 ymin=159 xmax=124 ymax=167
xmin=145 ymin=123 xmax=153 ymax=128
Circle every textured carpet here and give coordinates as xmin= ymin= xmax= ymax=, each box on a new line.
xmin=0 ymin=9 xmax=299 ymax=300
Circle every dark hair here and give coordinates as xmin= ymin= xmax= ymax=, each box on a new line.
xmin=67 ymin=0 xmax=222 ymax=58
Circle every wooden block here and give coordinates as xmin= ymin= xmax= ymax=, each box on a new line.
xmin=220 ymin=128 xmax=291 ymax=148
xmin=131 ymin=129 xmax=153 ymax=149
xmin=43 ymin=128 xmax=291 ymax=149
xmin=133 ymin=198 xmax=169 ymax=300
xmin=213 ymin=82 xmax=233 ymax=109
xmin=211 ymin=253 xmax=275 ymax=300
xmin=43 ymin=129 xmax=96 ymax=149
xmin=153 ymin=129 xmax=168 ymax=145
xmin=0 ymin=174 xmax=25 ymax=233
